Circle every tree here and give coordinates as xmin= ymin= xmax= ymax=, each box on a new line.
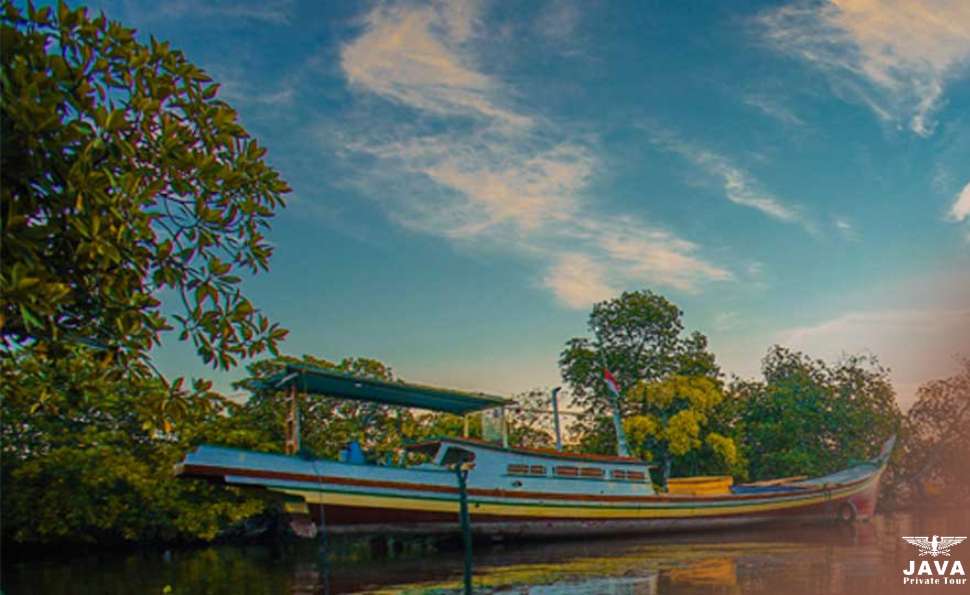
xmin=559 ymin=291 xmax=719 ymax=454
xmin=0 ymin=343 xmax=268 ymax=546
xmin=735 ymin=346 xmax=901 ymax=480
xmin=1 ymin=2 xmax=289 ymax=384
xmin=896 ymin=359 xmax=970 ymax=506
xmin=623 ymin=375 xmax=741 ymax=485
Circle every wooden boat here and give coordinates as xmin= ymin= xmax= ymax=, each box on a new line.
xmin=177 ymin=365 xmax=895 ymax=538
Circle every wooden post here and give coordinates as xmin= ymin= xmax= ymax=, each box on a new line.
xmin=463 ymin=414 xmax=469 ymax=438
xmin=285 ymin=383 xmax=301 ymax=455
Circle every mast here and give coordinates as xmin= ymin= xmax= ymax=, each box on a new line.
xmin=596 ymin=339 xmax=631 ymax=458
xmin=608 ymin=386 xmax=631 ymax=458
xmin=550 ymin=387 xmax=563 ymax=451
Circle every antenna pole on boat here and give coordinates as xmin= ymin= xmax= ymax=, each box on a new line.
xmin=284 ymin=383 xmax=301 ymax=455
xmin=500 ymin=406 xmax=509 ymax=448
xmin=551 ymin=387 xmax=563 ymax=451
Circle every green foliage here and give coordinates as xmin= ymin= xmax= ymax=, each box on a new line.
xmin=559 ymin=291 xmax=719 ymax=455
xmin=623 ymin=375 xmax=742 ymax=484
xmin=895 ymin=359 xmax=970 ymax=506
xmin=0 ymin=1 xmax=289 ymax=381
xmin=733 ymin=346 xmax=901 ymax=480
xmin=1 ymin=344 xmax=268 ymax=545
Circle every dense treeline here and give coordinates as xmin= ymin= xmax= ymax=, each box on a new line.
xmin=3 ymin=338 xmax=967 ymax=547
xmin=2 ymin=3 xmax=967 ymax=550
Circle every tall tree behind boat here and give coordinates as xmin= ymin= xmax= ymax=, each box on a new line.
xmin=559 ymin=291 xmax=721 ymax=464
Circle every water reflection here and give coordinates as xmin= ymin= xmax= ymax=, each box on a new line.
xmin=3 ymin=509 xmax=966 ymax=594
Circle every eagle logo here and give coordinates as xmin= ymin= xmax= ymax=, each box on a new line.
xmin=902 ymin=536 xmax=967 ymax=557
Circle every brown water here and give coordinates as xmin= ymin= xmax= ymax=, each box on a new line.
xmin=3 ymin=510 xmax=967 ymax=594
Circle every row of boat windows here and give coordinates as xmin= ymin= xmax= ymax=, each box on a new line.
xmin=506 ymin=464 xmax=646 ymax=482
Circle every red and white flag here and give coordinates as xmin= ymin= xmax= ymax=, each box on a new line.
xmin=603 ymin=368 xmax=622 ymax=397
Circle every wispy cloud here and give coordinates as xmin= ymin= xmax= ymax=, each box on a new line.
xmin=757 ymin=1 xmax=970 ymax=137
xmin=543 ymin=253 xmax=616 ymax=309
xmin=743 ymin=94 xmax=805 ymax=127
xmin=219 ymin=79 xmax=295 ymax=108
xmin=713 ymin=311 xmax=742 ymax=332
xmin=947 ymin=181 xmax=970 ymax=222
xmin=130 ymin=0 xmax=296 ymax=25
xmin=572 ymin=217 xmax=734 ymax=292
xmin=647 ymin=127 xmax=810 ymax=229
xmin=334 ymin=1 xmax=732 ymax=308
xmin=341 ymin=2 xmax=530 ymax=129
xmin=535 ymin=0 xmax=583 ymax=45
xmin=833 ymin=216 xmax=858 ymax=240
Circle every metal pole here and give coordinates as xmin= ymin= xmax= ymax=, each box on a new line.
xmin=285 ymin=383 xmax=301 ymax=455
xmin=551 ymin=387 xmax=563 ymax=451
xmin=610 ymin=393 xmax=630 ymax=458
xmin=595 ymin=340 xmax=631 ymax=458
xmin=455 ymin=464 xmax=473 ymax=595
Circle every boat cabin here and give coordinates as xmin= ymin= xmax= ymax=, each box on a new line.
xmin=266 ymin=364 xmax=656 ymax=496
xmin=406 ymin=437 xmax=656 ymax=496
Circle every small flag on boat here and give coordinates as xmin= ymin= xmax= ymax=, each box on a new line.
xmin=603 ymin=368 xmax=622 ymax=397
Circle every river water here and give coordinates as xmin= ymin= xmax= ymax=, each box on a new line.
xmin=3 ymin=509 xmax=967 ymax=594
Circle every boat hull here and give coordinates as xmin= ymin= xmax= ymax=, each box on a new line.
xmin=301 ymin=469 xmax=882 ymax=537
xmin=177 ymin=440 xmax=890 ymax=539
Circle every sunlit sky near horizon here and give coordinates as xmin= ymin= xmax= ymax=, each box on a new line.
xmin=73 ymin=0 xmax=969 ymax=407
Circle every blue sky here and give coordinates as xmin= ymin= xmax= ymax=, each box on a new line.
xmin=77 ymin=0 xmax=969 ymax=406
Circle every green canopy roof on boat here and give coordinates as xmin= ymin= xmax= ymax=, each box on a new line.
xmin=267 ymin=363 xmax=512 ymax=415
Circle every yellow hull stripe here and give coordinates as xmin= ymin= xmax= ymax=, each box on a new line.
xmin=273 ymin=475 xmax=876 ymax=520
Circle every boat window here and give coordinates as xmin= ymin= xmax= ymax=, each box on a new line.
xmin=610 ymin=469 xmax=647 ymax=481
xmin=555 ymin=466 xmax=605 ymax=479
xmin=507 ymin=464 xmax=547 ymax=476
xmin=554 ymin=466 xmax=579 ymax=477
xmin=439 ymin=447 xmax=476 ymax=466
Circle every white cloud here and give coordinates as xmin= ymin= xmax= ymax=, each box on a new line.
xmin=758 ymin=1 xmax=970 ymax=136
xmin=336 ymin=2 xmax=733 ymax=308
xmin=947 ymin=181 xmax=970 ymax=222
xmin=343 ymin=134 xmax=590 ymax=236
xmin=584 ymin=218 xmax=733 ymax=292
xmin=543 ymin=254 xmax=616 ymax=309
xmin=340 ymin=2 xmax=530 ymax=129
